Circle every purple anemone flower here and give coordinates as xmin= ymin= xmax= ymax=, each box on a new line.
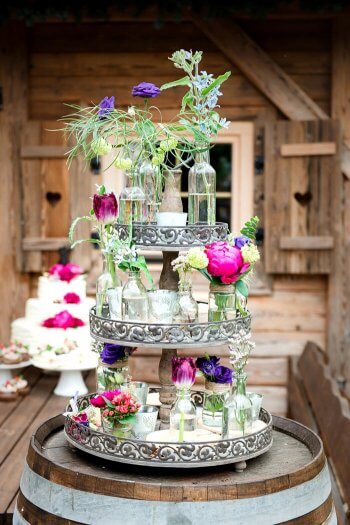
xmin=101 ymin=344 xmax=135 ymax=365
xmin=98 ymin=96 xmax=115 ymax=119
xmin=213 ymin=365 xmax=233 ymax=384
xmin=132 ymin=82 xmax=161 ymax=99
xmin=234 ymin=236 xmax=250 ymax=249
xmin=93 ymin=192 xmax=118 ymax=224
xmin=196 ymin=356 xmax=220 ymax=378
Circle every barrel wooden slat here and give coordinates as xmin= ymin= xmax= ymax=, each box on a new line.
xmin=14 ymin=415 xmax=335 ymax=525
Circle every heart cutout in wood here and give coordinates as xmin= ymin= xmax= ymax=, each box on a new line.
xmin=46 ymin=191 xmax=62 ymax=207
xmin=294 ymin=191 xmax=312 ymax=207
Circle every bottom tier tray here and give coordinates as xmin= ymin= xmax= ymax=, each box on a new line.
xmin=64 ymin=390 xmax=273 ymax=469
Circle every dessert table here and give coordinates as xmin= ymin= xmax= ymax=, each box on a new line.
xmin=14 ymin=414 xmax=335 ymax=525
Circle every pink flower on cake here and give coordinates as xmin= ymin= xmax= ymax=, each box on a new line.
xmin=48 ymin=263 xmax=83 ymax=283
xmin=42 ymin=310 xmax=85 ymax=329
xmin=204 ymin=241 xmax=250 ymax=284
xmin=63 ymin=292 xmax=81 ymax=304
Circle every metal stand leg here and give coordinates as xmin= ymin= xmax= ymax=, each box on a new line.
xmin=234 ymin=460 xmax=247 ymax=473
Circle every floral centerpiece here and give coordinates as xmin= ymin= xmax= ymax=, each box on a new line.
xmin=90 ymin=389 xmax=140 ymax=438
xmin=196 ymin=355 xmax=233 ymax=427
xmin=170 ymin=357 xmax=197 ymax=442
xmin=96 ymin=343 xmax=136 ymax=391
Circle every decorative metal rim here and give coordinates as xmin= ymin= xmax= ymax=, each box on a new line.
xmin=113 ymin=222 xmax=228 ymax=251
xmin=90 ymin=307 xmax=251 ymax=348
xmin=64 ymin=390 xmax=273 ymax=469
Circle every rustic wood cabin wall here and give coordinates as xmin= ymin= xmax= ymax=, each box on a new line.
xmin=1 ymin=17 xmax=336 ymax=415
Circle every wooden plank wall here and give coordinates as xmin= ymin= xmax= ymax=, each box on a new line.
xmin=1 ymin=18 xmax=331 ymax=415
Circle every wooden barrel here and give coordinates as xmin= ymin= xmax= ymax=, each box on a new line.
xmin=15 ymin=415 xmax=335 ymax=525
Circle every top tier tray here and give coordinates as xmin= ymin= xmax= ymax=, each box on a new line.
xmin=113 ymin=222 xmax=228 ymax=251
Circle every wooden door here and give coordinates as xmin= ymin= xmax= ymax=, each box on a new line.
xmin=265 ymin=120 xmax=341 ymax=274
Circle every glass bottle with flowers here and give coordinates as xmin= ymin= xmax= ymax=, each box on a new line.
xmin=161 ymin=50 xmax=232 ymax=225
xmin=96 ymin=343 xmax=135 ymax=392
xmin=172 ymin=247 xmax=208 ymax=323
xmin=222 ymin=331 xmax=255 ymax=437
xmin=107 ymin=237 xmax=154 ymax=322
xmin=90 ymin=389 xmax=140 ymax=438
xmin=170 ymin=357 xmax=197 ymax=442
xmin=196 ymin=355 xmax=233 ymax=428
xmin=69 ymin=185 xmax=121 ymax=317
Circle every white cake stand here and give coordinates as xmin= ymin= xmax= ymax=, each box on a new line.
xmin=31 ymin=358 xmax=97 ymax=397
xmin=0 ymin=361 xmax=32 ymax=384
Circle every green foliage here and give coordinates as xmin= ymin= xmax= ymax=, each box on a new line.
xmin=240 ymin=216 xmax=260 ymax=240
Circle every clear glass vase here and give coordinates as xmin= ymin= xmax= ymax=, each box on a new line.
xmin=170 ymin=388 xmax=197 ymax=442
xmin=188 ymin=146 xmax=216 ymax=225
xmin=96 ymin=358 xmax=130 ymax=392
xmin=202 ymin=381 xmax=231 ymax=428
xmin=101 ymin=415 xmax=133 ymax=438
xmin=208 ymin=283 xmax=247 ymax=321
xmin=139 ymin=156 xmax=162 ymax=222
xmin=175 ymin=274 xmax=198 ymax=323
xmin=96 ymin=254 xmax=121 ymax=317
xmin=222 ymin=372 xmax=253 ymax=437
xmin=121 ymin=270 xmax=149 ymax=321
xmin=118 ymin=170 xmax=146 ymax=224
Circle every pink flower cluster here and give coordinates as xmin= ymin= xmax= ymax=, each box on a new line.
xmin=72 ymin=412 xmax=89 ymax=427
xmin=42 ymin=310 xmax=85 ymax=329
xmin=63 ymin=292 xmax=81 ymax=304
xmin=204 ymin=241 xmax=250 ymax=284
xmin=90 ymin=390 xmax=140 ymax=421
xmin=49 ymin=263 xmax=83 ymax=283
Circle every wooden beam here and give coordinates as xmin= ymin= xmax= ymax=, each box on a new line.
xmin=22 ymin=237 xmax=70 ymax=251
xmin=21 ymin=146 xmax=67 ymax=159
xmin=331 ymin=15 xmax=350 ymax=388
xmin=280 ymin=142 xmax=337 ymax=157
xmin=195 ymin=17 xmax=328 ymax=121
xmin=280 ymin=236 xmax=334 ymax=250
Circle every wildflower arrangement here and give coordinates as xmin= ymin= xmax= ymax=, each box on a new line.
xmin=171 ymin=247 xmax=209 ymax=289
xmin=228 ymin=331 xmax=256 ymax=374
xmin=196 ymin=355 xmax=233 ymax=385
xmin=90 ymin=389 xmax=140 ymax=426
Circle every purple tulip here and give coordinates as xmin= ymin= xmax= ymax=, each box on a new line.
xmin=172 ymin=357 xmax=196 ymax=389
xmin=132 ymin=82 xmax=161 ymax=99
xmin=213 ymin=365 xmax=233 ymax=384
xmin=234 ymin=236 xmax=250 ymax=249
xmin=101 ymin=343 xmax=135 ymax=365
xmin=93 ymin=192 xmax=118 ymax=224
xmin=196 ymin=356 xmax=220 ymax=378
xmin=98 ymin=96 xmax=115 ymax=119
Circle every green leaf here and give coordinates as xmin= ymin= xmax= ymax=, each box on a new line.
xmin=69 ymin=215 xmax=93 ymax=244
xmin=181 ymin=90 xmax=194 ymax=112
xmin=240 ymin=216 xmax=260 ymax=240
xmin=160 ymin=76 xmax=191 ymax=90
xmin=71 ymin=237 xmax=100 ymax=249
xmin=201 ymin=71 xmax=231 ymax=96
xmin=98 ymin=184 xmax=106 ymax=195
xmin=235 ymin=279 xmax=249 ymax=298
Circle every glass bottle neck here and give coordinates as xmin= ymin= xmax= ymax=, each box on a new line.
xmin=127 ymin=270 xmax=141 ymax=281
xmin=235 ymin=372 xmax=247 ymax=396
xmin=176 ymin=388 xmax=192 ymax=399
xmin=103 ymin=254 xmax=117 ymax=284
xmin=195 ymin=145 xmax=210 ymax=164
xmin=179 ymin=270 xmax=192 ymax=292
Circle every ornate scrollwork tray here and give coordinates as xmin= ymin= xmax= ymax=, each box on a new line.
xmin=113 ymin=222 xmax=228 ymax=250
xmin=64 ymin=390 xmax=273 ymax=469
xmin=90 ymin=307 xmax=251 ymax=348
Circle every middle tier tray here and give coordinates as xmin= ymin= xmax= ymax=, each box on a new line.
xmin=90 ymin=307 xmax=251 ymax=348
xmin=113 ymin=222 xmax=228 ymax=250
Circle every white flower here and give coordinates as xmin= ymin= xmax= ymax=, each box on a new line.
xmin=128 ymin=106 xmax=136 ymax=117
xmin=90 ymin=137 xmax=112 ymax=156
xmin=241 ymin=244 xmax=260 ymax=265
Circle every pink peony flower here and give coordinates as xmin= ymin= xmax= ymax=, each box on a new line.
xmin=90 ymin=389 xmax=121 ymax=408
xmin=48 ymin=263 xmax=83 ymax=283
xmin=42 ymin=310 xmax=85 ymax=329
xmin=49 ymin=263 xmax=63 ymax=277
xmin=63 ymin=292 xmax=81 ymax=304
xmin=172 ymin=357 xmax=197 ymax=389
xmin=205 ymin=241 xmax=250 ymax=284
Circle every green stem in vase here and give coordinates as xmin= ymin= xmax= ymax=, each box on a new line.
xmin=178 ymin=388 xmax=185 ymax=443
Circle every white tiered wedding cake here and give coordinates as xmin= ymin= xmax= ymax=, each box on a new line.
xmin=11 ymin=263 xmax=94 ymax=356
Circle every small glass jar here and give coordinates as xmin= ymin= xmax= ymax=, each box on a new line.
xmin=139 ymin=156 xmax=162 ymax=222
xmin=208 ymin=283 xmax=247 ymax=321
xmin=170 ymin=388 xmax=197 ymax=442
xmin=101 ymin=415 xmax=132 ymax=439
xmin=118 ymin=170 xmax=146 ymax=224
xmin=121 ymin=270 xmax=149 ymax=321
xmin=188 ymin=145 xmax=216 ymax=225
xmin=96 ymin=255 xmax=121 ymax=317
xmin=175 ymin=272 xmax=198 ymax=323
xmin=96 ymin=358 xmax=130 ymax=392
xmin=222 ymin=372 xmax=253 ymax=437
xmin=107 ymin=286 xmax=123 ymax=320
xmin=202 ymin=380 xmax=231 ymax=428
